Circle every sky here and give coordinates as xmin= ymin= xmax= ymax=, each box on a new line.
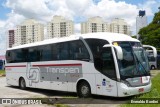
xmin=0 ymin=0 xmax=160 ymax=55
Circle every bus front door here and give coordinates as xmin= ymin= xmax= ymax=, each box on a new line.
xmin=96 ymin=47 xmax=118 ymax=96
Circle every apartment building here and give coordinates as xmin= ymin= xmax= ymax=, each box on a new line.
xmin=110 ymin=18 xmax=131 ymax=35
xmin=14 ymin=19 xmax=44 ymax=46
xmin=47 ymin=16 xmax=74 ymax=38
xmin=8 ymin=30 xmax=15 ymax=48
xmin=81 ymin=16 xmax=110 ymax=34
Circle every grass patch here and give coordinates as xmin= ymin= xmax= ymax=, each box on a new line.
xmin=0 ymin=70 xmax=5 ymax=76
xmin=54 ymin=104 xmax=70 ymax=107
xmin=121 ymin=73 xmax=160 ymax=107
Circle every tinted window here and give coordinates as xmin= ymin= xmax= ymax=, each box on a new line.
xmin=85 ymin=39 xmax=109 ymax=58
xmin=6 ymin=51 xmax=12 ymax=63
xmin=85 ymin=39 xmax=109 ymax=69
xmin=59 ymin=42 xmax=69 ymax=60
xmin=57 ymin=42 xmax=69 ymax=60
xmin=52 ymin=42 xmax=69 ymax=60
xmin=69 ymin=40 xmax=89 ymax=61
xmin=148 ymin=56 xmax=156 ymax=61
xmin=101 ymin=48 xmax=116 ymax=80
xmin=27 ymin=47 xmax=38 ymax=62
xmin=6 ymin=49 xmax=28 ymax=63
xmin=52 ymin=44 xmax=60 ymax=60
xmin=6 ymin=40 xmax=90 ymax=63
xmin=39 ymin=45 xmax=52 ymax=61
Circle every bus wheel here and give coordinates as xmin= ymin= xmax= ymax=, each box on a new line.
xmin=19 ymin=78 xmax=26 ymax=90
xmin=77 ymin=81 xmax=91 ymax=98
xmin=151 ymin=65 xmax=155 ymax=70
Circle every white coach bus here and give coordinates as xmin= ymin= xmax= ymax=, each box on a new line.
xmin=143 ymin=45 xmax=157 ymax=70
xmin=5 ymin=32 xmax=151 ymax=97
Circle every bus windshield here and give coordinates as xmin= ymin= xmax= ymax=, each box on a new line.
xmin=116 ymin=42 xmax=150 ymax=80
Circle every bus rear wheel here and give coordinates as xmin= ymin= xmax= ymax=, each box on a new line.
xmin=77 ymin=81 xmax=91 ymax=98
xmin=19 ymin=78 xmax=26 ymax=90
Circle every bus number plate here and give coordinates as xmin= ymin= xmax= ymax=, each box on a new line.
xmin=138 ymin=88 xmax=144 ymax=92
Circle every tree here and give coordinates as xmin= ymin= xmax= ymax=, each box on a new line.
xmin=131 ymin=35 xmax=137 ymax=39
xmin=138 ymin=11 xmax=160 ymax=49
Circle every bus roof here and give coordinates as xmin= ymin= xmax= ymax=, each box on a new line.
xmin=143 ymin=45 xmax=157 ymax=57
xmin=8 ymin=32 xmax=139 ymax=50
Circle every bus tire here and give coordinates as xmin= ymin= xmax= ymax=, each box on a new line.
xmin=19 ymin=78 xmax=26 ymax=90
xmin=151 ymin=65 xmax=155 ymax=70
xmin=77 ymin=81 xmax=91 ymax=98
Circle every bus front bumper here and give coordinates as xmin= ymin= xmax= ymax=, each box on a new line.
xmin=117 ymin=82 xmax=151 ymax=97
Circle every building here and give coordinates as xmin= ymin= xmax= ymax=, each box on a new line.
xmin=8 ymin=30 xmax=15 ymax=48
xmin=81 ymin=16 xmax=110 ymax=34
xmin=47 ymin=16 xmax=74 ymax=38
xmin=14 ymin=19 xmax=44 ymax=46
xmin=136 ymin=10 xmax=147 ymax=39
xmin=110 ymin=18 xmax=131 ymax=36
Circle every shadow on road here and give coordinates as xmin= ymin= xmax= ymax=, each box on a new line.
xmin=6 ymin=86 xmax=134 ymax=104
xmin=7 ymin=86 xmax=77 ymax=97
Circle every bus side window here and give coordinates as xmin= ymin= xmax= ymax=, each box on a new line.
xmin=85 ymin=39 xmax=109 ymax=70
xmin=52 ymin=43 xmax=69 ymax=60
xmin=6 ymin=51 xmax=11 ymax=63
xmin=39 ymin=45 xmax=52 ymax=61
xmin=59 ymin=42 xmax=69 ymax=60
xmin=12 ymin=49 xmax=25 ymax=63
xmin=69 ymin=40 xmax=89 ymax=61
xmin=27 ymin=48 xmax=38 ymax=62
xmin=52 ymin=44 xmax=59 ymax=60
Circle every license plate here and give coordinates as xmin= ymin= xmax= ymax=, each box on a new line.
xmin=139 ymin=88 xmax=144 ymax=92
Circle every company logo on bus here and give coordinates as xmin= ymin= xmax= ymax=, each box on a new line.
xmin=47 ymin=67 xmax=80 ymax=74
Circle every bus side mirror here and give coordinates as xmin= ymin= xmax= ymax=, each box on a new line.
xmin=114 ymin=46 xmax=123 ymax=60
xmin=103 ymin=45 xmax=123 ymax=60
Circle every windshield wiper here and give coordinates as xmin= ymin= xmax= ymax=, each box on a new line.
xmin=134 ymin=53 xmax=149 ymax=75
xmin=129 ymin=42 xmax=149 ymax=76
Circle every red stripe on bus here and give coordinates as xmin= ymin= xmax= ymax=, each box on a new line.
xmin=141 ymin=77 xmax=142 ymax=83
xmin=32 ymin=63 xmax=82 ymax=67
xmin=5 ymin=65 xmax=26 ymax=67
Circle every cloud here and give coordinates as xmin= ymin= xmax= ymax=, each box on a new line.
xmin=0 ymin=0 xmax=159 ymax=55
xmin=0 ymin=20 xmax=6 ymax=27
xmin=65 ymin=0 xmax=93 ymax=17
xmin=83 ymin=0 xmax=138 ymax=23
xmin=138 ymin=0 xmax=158 ymax=16
xmin=80 ymin=0 xmax=138 ymax=34
xmin=5 ymin=0 xmax=52 ymax=21
xmin=4 ymin=0 xmax=158 ymax=31
xmin=0 ymin=28 xmax=7 ymax=55
xmin=0 ymin=12 xmax=25 ymax=55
